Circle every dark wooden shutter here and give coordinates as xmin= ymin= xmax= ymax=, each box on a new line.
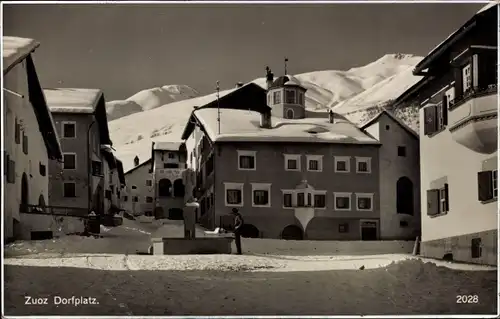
xmin=454 ymin=68 xmax=463 ymax=100
xmin=444 ymin=183 xmax=450 ymax=212
xmin=424 ymin=105 xmax=437 ymax=136
xmin=441 ymin=97 xmax=448 ymax=126
xmin=15 ymin=120 xmax=20 ymax=144
xmin=427 ymin=189 xmax=439 ymax=216
xmin=22 ymin=132 xmax=28 ymax=154
xmin=477 ymin=170 xmax=493 ymax=201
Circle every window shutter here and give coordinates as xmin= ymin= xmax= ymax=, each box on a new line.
xmin=15 ymin=120 xmax=20 ymax=144
xmin=454 ymin=68 xmax=463 ymax=100
xmin=444 ymin=183 xmax=450 ymax=211
xmin=22 ymin=133 xmax=28 ymax=154
xmin=426 ymin=189 xmax=439 ymax=216
xmin=423 ymin=105 xmax=437 ymax=136
xmin=477 ymin=171 xmax=493 ymax=201
xmin=441 ymin=98 xmax=448 ymax=126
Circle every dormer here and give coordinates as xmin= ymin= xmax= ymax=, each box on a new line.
xmin=266 ymin=75 xmax=307 ymax=119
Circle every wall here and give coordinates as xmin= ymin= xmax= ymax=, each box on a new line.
xmin=365 ymin=114 xmax=421 ymax=240
xmin=153 ymin=149 xmax=187 ymax=216
xmin=213 ymin=142 xmax=380 ymax=239
xmin=123 ymin=162 xmax=154 ymax=215
xmin=3 ymin=60 xmax=52 ymax=240
xmin=48 ymin=112 xmax=102 ymax=211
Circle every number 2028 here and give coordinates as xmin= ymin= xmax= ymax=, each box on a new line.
xmin=456 ymin=295 xmax=479 ymax=304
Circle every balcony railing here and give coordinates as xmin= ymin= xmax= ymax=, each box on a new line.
xmin=449 ymin=84 xmax=498 ymax=111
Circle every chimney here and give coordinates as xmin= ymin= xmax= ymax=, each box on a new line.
xmin=235 ymin=82 xmax=244 ymax=88
xmin=265 ymin=66 xmax=274 ymax=91
xmin=328 ymin=110 xmax=334 ymax=124
xmin=134 ymin=155 xmax=139 ymax=167
xmin=260 ymin=110 xmax=272 ymax=129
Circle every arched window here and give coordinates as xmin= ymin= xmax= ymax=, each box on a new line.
xmin=286 ymin=108 xmax=294 ymax=119
xmin=397 ymin=176 xmax=414 ymax=215
xmin=158 ymin=179 xmax=172 ymax=197
xmin=173 ymin=179 xmax=185 ymax=198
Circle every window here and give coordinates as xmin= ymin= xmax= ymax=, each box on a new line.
xmin=462 ymin=63 xmax=472 ymax=93
xmin=298 ymin=92 xmax=304 ymax=105
xmin=6 ymin=154 xmax=15 ymax=184
xmin=146 ymin=179 xmax=153 ymax=186
xmin=355 ymin=157 xmax=371 ymax=174
xmin=283 ymin=192 xmax=292 ymax=208
xmin=399 ymin=220 xmax=409 ymax=227
xmin=22 ymin=132 xmax=28 ymax=154
xmin=238 ymin=150 xmax=256 ymax=170
xmin=423 ymin=101 xmax=448 ymax=136
xmin=285 ymin=108 xmax=294 ymax=119
xmin=62 ymin=122 xmax=76 ymax=138
xmin=444 ymin=87 xmax=455 ymax=108
xmin=132 ymin=196 xmax=138 ymax=202
xmin=397 ymin=146 xmax=406 ymax=157
xmin=164 ymin=163 xmax=179 ymax=169
xmin=471 ymin=238 xmax=482 ymax=259
xmin=39 ymin=162 xmax=46 ymax=176
xmin=273 ymin=91 xmax=281 ymax=104
xmin=225 ymin=182 xmax=243 ymax=206
xmin=63 ymin=182 xmax=76 ymax=198
xmin=91 ymin=160 xmax=102 ymax=176
xmin=477 ymin=170 xmax=498 ymax=202
xmin=356 ymin=193 xmax=373 ymax=211
xmin=14 ymin=118 xmax=20 ymax=144
xmin=285 ymin=90 xmax=296 ymax=104
xmin=123 ymin=196 xmax=128 ymax=202
xmin=427 ymin=184 xmax=449 ymax=216
xmin=334 ymin=192 xmax=351 ymax=210
xmin=313 ymin=192 xmax=326 ymax=208
xmin=385 ymin=125 xmax=390 ymax=131
xmin=307 ymin=155 xmax=323 ymax=172
xmin=284 ymin=154 xmax=301 ymax=171
xmin=297 ymin=192 xmax=305 ymax=207
xmin=63 ymin=153 xmax=76 ymax=170
xmin=252 ymin=183 xmax=271 ymax=207
xmin=334 ymin=156 xmax=350 ymax=173
xmin=338 ymin=223 xmax=349 ymax=233
xmin=167 ymin=153 xmax=175 ymax=159
xmin=146 ymin=196 xmax=153 ymax=203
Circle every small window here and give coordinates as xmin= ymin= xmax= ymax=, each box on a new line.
xmin=131 ymin=185 xmax=137 ymax=190
xmin=297 ymin=192 xmax=305 ymax=207
xmin=471 ymin=238 xmax=482 ymax=259
xmin=132 ymin=196 xmax=139 ymax=202
xmin=357 ymin=193 xmax=373 ymax=211
xmin=91 ymin=160 xmax=102 ymax=176
xmin=334 ymin=157 xmax=350 ymax=173
xmin=62 ymin=122 xmax=76 ymax=138
xmin=168 ymin=153 xmax=175 ymax=159
xmin=63 ymin=153 xmax=76 ymax=170
xmin=334 ymin=193 xmax=351 ymax=210
xmin=146 ymin=196 xmax=153 ymax=203
xmin=164 ymin=163 xmax=179 ymax=169
xmin=284 ymin=154 xmax=300 ymax=171
xmin=385 ymin=125 xmax=390 ymax=131
xmin=356 ymin=157 xmax=371 ymax=174
xmin=253 ymin=190 xmax=269 ymax=206
xmin=314 ymin=193 xmax=326 ymax=208
xmin=14 ymin=118 xmax=20 ymax=144
xmin=439 ymin=186 xmax=449 ymax=213
xmin=238 ymin=151 xmax=256 ymax=170
xmin=273 ymin=91 xmax=281 ymax=104
xmin=462 ymin=63 xmax=472 ymax=93
xmin=287 ymin=159 xmax=297 ymax=170
xmin=225 ymin=182 xmax=243 ymax=206
xmin=39 ymin=162 xmax=46 ymax=176
xmin=283 ymin=193 xmax=292 ymax=207
xmin=307 ymin=155 xmax=323 ymax=172
xmin=399 ymin=220 xmax=408 ymax=228
xmin=22 ymin=132 xmax=28 ymax=155
xmin=63 ymin=182 xmax=76 ymax=198
xmin=123 ymin=196 xmax=128 ymax=202
xmin=146 ymin=179 xmax=153 ymax=187
xmin=285 ymin=90 xmax=296 ymax=104
xmin=338 ymin=223 xmax=349 ymax=233
xmin=398 ymin=146 xmax=406 ymax=157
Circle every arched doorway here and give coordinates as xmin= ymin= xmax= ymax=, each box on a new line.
xmin=173 ymin=179 xmax=185 ymax=198
xmin=240 ymin=224 xmax=260 ymax=238
xmin=397 ymin=177 xmax=414 ymax=215
xmin=158 ymin=179 xmax=172 ymax=197
xmin=286 ymin=108 xmax=294 ymax=119
xmin=281 ymin=225 xmax=303 ymax=240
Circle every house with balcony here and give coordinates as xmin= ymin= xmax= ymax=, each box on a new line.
xmin=150 ymin=141 xmax=188 ymax=219
xmin=181 ymin=70 xmax=387 ymax=240
xmin=45 ymin=88 xmax=113 ymax=216
xmin=122 ymin=156 xmax=154 ymax=216
xmin=3 ymin=36 xmax=63 ymax=241
xmin=391 ymin=2 xmax=498 ymax=265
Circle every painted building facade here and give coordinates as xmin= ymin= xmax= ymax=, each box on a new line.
xmin=393 ymin=3 xmax=498 ymax=265
xmin=3 ymin=36 xmax=63 ymax=241
xmin=122 ymin=157 xmax=154 ymax=216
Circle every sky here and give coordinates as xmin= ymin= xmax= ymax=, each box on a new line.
xmin=3 ymin=3 xmax=484 ymax=101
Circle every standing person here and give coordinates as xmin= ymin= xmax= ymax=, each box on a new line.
xmin=230 ymin=208 xmax=244 ymax=255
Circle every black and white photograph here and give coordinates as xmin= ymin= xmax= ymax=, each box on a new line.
xmin=2 ymin=1 xmax=498 ymax=316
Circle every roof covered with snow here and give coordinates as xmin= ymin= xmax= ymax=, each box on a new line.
xmin=3 ymin=36 xmax=40 ymax=74
xmin=193 ymin=108 xmax=379 ymax=145
xmin=269 ymin=75 xmax=306 ymax=90
xmin=361 ymin=110 xmax=418 ymax=139
xmin=44 ymin=88 xmax=103 ymax=113
xmin=153 ymin=141 xmax=184 ymax=151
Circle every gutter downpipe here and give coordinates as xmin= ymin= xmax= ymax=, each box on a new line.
xmin=87 ymin=121 xmax=96 ymax=213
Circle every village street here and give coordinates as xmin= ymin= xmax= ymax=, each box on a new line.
xmin=4 ymin=218 xmax=497 ymax=316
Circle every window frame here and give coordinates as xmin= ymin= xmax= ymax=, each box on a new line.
xmin=251 ymin=183 xmax=271 ymax=208
xmin=63 ymin=182 xmax=76 ymax=198
xmin=355 ymin=157 xmax=371 ymax=174
xmin=334 ymin=156 xmax=350 ymax=173
xmin=61 ymin=121 xmax=77 ymax=139
xmin=397 ymin=146 xmax=406 ymax=157
xmin=282 ymin=191 xmax=293 ymax=209
xmin=285 ymin=89 xmax=296 ymax=104
xmin=145 ymin=196 xmax=154 ymax=203
xmin=462 ymin=63 xmax=472 ymax=93
xmin=306 ymin=155 xmax=323 ymax=172
xmin=334 ymin=192 xmax=351 ymax=211
xmin=284 ymin=154 xmax=301 ymax=171
xmin=62 ymin=152 xmax=77 ymax=170
xmin=313 ymin=190 xmax=327 ymax=209
xmin=273 ymin=91 xmax=282 ymax=104
xmin=146 ymin=179 xmax=153 ymax=187
xmin=493 ymin=170 xmax=498 ymax=199
xmin=237 ymin=150 xmax=257 ymax=171
xmin=356 ymin=193 xmax=374 ymax=211
xmin=224 ymin=182 xmax=244 ymax=207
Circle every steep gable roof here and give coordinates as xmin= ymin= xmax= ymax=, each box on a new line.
xmin=361 ymin=109 xmax=418 ymax=139
xmin=124 ymin=158 xmax=152 ymax=175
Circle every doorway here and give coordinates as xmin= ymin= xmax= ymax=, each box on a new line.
xmin=360 ymin=220 xmax=378 ymax=241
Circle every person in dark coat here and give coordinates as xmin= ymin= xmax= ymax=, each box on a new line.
xmin=230 ymin=208 xmax=244 ymax=255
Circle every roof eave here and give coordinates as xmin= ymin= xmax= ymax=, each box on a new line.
xmin=3 ymin=41 xmax=40 ymax=76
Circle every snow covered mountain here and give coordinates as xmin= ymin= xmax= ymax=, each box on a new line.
xmin=109 ymin=54 xmax=423 ymax=171
xmin=106 ymin=84 xmax=200 ymax=120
